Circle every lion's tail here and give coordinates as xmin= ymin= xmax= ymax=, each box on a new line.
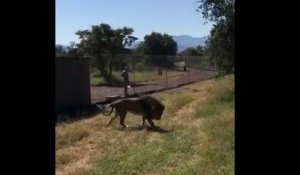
xmin=96 ymin=104 xmax=115 ymax=116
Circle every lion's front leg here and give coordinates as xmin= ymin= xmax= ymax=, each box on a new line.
xmin=107 ymin=112 xmax=118 ymax=126
xmin=147 ymin=118 xmax=156 ymax=128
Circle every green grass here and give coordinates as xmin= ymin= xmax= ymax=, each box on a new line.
xmin=56 ymin=74 xmax=234 ymax=175
xmin=194 ymin=75 xmax=234 ymax=118
xmin=56 ymin=122 xmax=91 ymax=150
xmin=192 ymin=74 xmax=234 ymax=175
xmin=84 ymin=131 xmax=193 ymax=175
xmin=56 ymin=150 xmax=79 ymax=166
xmin=163 ymin=93 xmax=194 ymax=117
xmin=90 ymin=69 xmax=105 ymax=85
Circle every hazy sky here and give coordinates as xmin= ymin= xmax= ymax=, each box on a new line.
xmin=56 ymin=0 xmax=213 ymax=45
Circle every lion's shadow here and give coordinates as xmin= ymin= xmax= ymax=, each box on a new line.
xmin=146 ymin=126 xmax=172 ymax=133
xmin=116 ymin=125 xmax=173 ymax=133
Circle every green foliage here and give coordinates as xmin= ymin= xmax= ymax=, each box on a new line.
xmin=75 ymin=23 xmax=137 ymax=82
xmin=134 ymin=61 xmax=148 ymax=71
xmin=198 ymin=0 xmax=235 ymax=75
xmin=55 ymin=45 xmax=68 ymax=57
xmin=179 ymin=45 xmax=204 ymax=56
xmin=55 ymin=43 xmax=81 ymax=57
xmin=133 ymin=41 xmax=145 ymax=55
xmin=137 ymin=32 xmax=177 ymax=67
xmin=197 ymin=0 xmax=235 ymax=23
xmin=143 ymin=32 xmax=177 ymax=56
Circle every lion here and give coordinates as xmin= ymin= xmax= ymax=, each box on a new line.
xmin=96 ymin=95 xmax=165 ymax=128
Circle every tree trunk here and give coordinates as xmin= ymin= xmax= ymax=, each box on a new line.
xmin=97 ymin=55 xmax=109 ymax=82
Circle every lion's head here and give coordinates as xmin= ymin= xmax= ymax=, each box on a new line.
xmin=139 ymin=95 xmax=165 ymax=120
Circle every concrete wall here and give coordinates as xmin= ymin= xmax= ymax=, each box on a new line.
xmin=55 ymin=57 xmax=91 ymax=112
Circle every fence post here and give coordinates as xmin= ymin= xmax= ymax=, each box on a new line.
xmin=187 ymin=56 xmax=190 ymax=83
xmin=133 ymin=56 xmax=136 ymax=95
xmin=165 ymin=68 xmax=168 ymax=88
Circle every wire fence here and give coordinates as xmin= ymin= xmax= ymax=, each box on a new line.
xmin=89 ymin=54 xmax=216 ymax=103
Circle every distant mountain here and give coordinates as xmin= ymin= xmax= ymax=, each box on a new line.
xmin=172 ymin=35 xmax=208 ymax=52
xmin=57 ymin=34 xmax=208 ymax=53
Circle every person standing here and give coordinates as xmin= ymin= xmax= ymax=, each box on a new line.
xmin=121 ymin=64 xmax=130 ymax=96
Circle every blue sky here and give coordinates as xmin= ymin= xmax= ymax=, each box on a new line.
xmin=56 ymin=0 xmax=213 ymax=45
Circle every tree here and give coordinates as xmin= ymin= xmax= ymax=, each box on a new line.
xmin=105 ymin=27 xmax=137 ymax=80
xmin=143 ymin=32 xmax=177 ymax=56
xmin=197 ymin=0 xmax=235 ymax=75
xmin=141 ymin=32 xmax=177 ymax=67
xmin=55 ymin=42 xmax=82 ymax=57
xmin=196 ymin=45 xmax=205 ymax=55
xmin=133 ymin=41 xmax=145 ymax=55
xmin=55 ymin=45 xmax=67 ymax=56
xmin=75 ymin=23 xmax=137 ymax=82
xmin=179 ymin=45 xmax=204 ymax=56
xmin=67 ymin=41 xmax=79 ymax=57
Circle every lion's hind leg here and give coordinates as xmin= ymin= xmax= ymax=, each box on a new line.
xmin=142 ymin=116 xmax=146 ymax=127
xmin=119 ymin=111 xmax=128 ymax=128
xmin=139 ymin=116 xmax=146 ymax=130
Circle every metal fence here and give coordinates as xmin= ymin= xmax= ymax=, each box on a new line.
xmin=90 ymin=54 xmax=216 ymax=103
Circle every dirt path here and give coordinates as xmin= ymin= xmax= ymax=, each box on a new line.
xmin=91 ymin=68 xmax=215 ymax=103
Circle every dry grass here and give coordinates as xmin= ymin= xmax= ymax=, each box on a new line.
xmin=56 ymin=74 xmax=234 ymax=175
